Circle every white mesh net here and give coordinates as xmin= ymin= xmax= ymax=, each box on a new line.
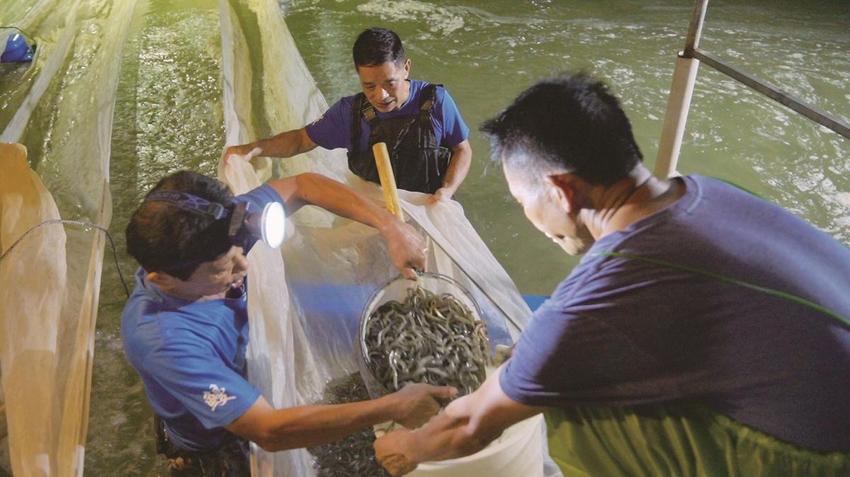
xmin=0 ymin=0 xmax=132 ymax=474
xmin=1 ymin=1 xmax=554 ymax=475
xmin=0 ymin=144 xmax=97 ymax=477
xmin=218 ymin=1 xmax=545 ymax=476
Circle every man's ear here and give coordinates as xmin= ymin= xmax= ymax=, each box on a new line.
xmin=147 ymin=271 xmax=179 ymax=289
xmin=402 ymin=58 xmax=411 ymax=77
xmin=546 ymin=173 xmax=578 ymax=214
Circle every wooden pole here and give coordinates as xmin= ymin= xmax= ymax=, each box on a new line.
xmin=372 ymin=142 xmax=404 ymax=219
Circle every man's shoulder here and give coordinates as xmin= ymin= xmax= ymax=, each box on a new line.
xmin=305 ymin=94 xmax=358 ymax=134
xmin=122 ymin=286 xmax=215 ymax=351
xmin=123 ymin=304 xmax=219 ymax=367
xmin=412 ymin=81 xmax=466 ymax=130
xmin=410 ymin=79 xmax=446 ymax=101
xmin=685 ymin=174 xmax=762 ymax=202
xmin=331 ymin=92 xmax=361 ymax=112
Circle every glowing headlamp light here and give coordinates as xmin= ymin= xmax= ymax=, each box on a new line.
xmin=228 ymin=201 xmax=286 ymax=249
xmin=146 ymin=191 xmax=286 ymax=249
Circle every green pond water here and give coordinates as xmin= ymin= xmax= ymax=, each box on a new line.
xmin=1 ymin=0 xmax=848 ymax=475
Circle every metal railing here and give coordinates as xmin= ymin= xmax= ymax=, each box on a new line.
xmin=654 ymin=0 xmax=850 ymax=179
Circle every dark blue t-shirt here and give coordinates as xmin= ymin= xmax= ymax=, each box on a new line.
xmin=121 ymin=184 xmax=281 ymax=451
xmin=500 ymin=175 xmax=850 ymax=452
xmin=305 ymin=79 xmax=469 ymax=152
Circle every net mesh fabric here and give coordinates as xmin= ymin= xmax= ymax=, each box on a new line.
xmin=0 ymin=0 xmax=543 ymax=475
xmin=0 ymin=144 xmax=102 ymax=477
xmin=218 ymin=1 xmax=535 ymax=475
xmin=0 ymin=0 xmax=130 ymax=473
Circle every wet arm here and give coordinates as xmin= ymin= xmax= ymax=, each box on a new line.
xmin=435 ymin=140 xmax=471 ymax=199
xmin=226 ymin=128 xmax=317 ymax=158
xmin=267 ymin=172 xmax=399 ymax=232
xmin=375 ymin=367 xmax=543 ymax=473
xmin=226 ymin=395 xmax=401 ymax=451
xmin=266 ymin=173 xmax=426 ymax=276
xmin=226 ymin=384 xmax=455 ymax=451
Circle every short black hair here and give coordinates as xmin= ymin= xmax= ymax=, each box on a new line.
xmin=126 ymin=171 xmax=234 ymax=280
xmin=353 ymin=27 xmax=405 ymax=68
xmin=480 ymin=73 xmax=642 ymax=186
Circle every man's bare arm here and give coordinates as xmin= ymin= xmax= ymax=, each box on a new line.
xmin=266 ymin=173 xmax=426 ymax=278
xmin=227 ymin=384 xmax=455 ymax=452
xmin=431 ymin=140 xmax=472 ymax=202
xmin=226 ymin=128 xmax=317 ymax=159
xmin=374 ymin=366 xmax=544 ymax=475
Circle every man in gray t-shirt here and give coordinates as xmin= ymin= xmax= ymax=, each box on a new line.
xmin=374 ymin=74 xmax=850 ymax=476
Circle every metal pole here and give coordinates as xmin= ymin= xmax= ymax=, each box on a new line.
xmin=691 ymin=49 xmax=850 ymax=140
xmin=654 ymin=0 xmax=709 ymax=179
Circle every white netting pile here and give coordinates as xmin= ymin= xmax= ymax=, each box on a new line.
xmin=217 ymin=1 xmax=547 ymax=476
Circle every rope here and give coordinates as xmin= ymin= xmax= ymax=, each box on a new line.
xmin=0 ymin=219 xmax=130 ymax=298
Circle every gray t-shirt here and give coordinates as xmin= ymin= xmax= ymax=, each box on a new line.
xmin=500 ymin=175 xmax=850 ymax=452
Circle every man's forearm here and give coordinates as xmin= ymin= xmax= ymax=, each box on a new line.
xmin=286 ymin=173 xmax=396 ymax=232
xmin=233 ymin=128 xmax=315 ymax=158
xmin=400 ymin=404 xmax=493 ymax=464
xmin=262 ymin=396 xmax=399 ymax=451
xmin=440 ymin=141 xmax=472 ymax=194
xmin=266 ymin=172 xmax=425 ymax=276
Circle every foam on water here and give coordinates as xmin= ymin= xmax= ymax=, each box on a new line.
xmin=356 ymin=0 xmax=465 ymax=36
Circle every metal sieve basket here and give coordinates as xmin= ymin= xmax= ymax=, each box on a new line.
xmin=358 ymin=272 xmax=486 ymax=399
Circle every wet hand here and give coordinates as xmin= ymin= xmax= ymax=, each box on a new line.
xmin=375 ymin=430 xmax=417 ymax=476
xmin=390 ymin=383 xmax=457 ymax=429
xmin=383 ymin=222 xmax=427 ymax=279
xmin=224 ymin=145 xmax=262 ymax=163
xmin=428 ymin=187 xmax=453 ymax=204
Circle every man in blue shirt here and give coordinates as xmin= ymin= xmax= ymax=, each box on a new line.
xmin=122 ymin=169 xmax=455 ymax=475
xmin=226 ymin=27 xmax=472 ymax=201
xmin=374 ymin=74 xmax=850 ymax=476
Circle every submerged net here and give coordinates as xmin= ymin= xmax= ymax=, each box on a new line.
xmin=306 ymin=373 xmax=389 ymax=477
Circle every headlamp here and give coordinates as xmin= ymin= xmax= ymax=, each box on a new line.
xmin=146 ymin=191 xmax=286 ymax=249
xmin=228 ymin=200 xmax=286 ymax=249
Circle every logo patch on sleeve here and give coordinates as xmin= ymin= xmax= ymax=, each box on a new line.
xmin=203 ymin=384 xmax=237 ymax=411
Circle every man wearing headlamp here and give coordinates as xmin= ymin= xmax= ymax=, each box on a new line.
xmin=121 ymin=168 xmax=454 ymax=475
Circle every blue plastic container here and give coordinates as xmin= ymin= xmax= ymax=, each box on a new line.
xmin=1 ymin=33 xmax=35 ymax=63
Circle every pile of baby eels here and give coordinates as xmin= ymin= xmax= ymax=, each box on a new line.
xmin=308 ymin=373 xmax=390 ymax=477
xmin=364 ymin=285 xmax=489 ymax=397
